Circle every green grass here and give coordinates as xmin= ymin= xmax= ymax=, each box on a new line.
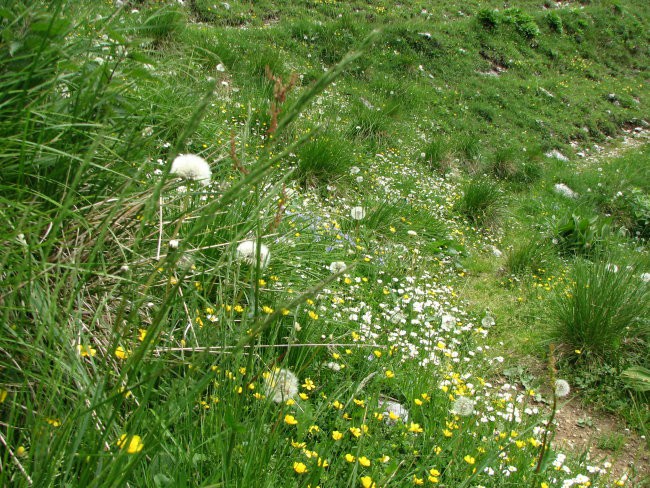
xmin=1 ymin=0 xmax=649 ymax=486
xmin=549 ymin=260 xmax=649 ymax=363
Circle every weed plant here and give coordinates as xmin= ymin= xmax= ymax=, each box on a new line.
xmin=555 ymin=214 xmax=611 ymax=257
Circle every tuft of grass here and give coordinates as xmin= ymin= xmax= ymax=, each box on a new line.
xmin=456 ymin=179 xmax=503 ymax=226
xmin=504 ymin=240 xmax=551 ymax=277
xmin=139 ymin=5 xmax=186 ymax=40
xmin=550 ymin=260 xmax=650 ymax=363
xmin=490 ymin=146 xmax=543 ymax=185
xmin=420 ymin=137 xmax=450 ymax=173
xmin=347 ymin=106 xmax=391 ymax=147
xmin=294 ymin=133 xmax=353 ymax=186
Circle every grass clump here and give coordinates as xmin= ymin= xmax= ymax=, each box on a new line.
xmin=294 ymin=133 xmax=353 ymax=187
xmin=420 ymin=137 xmax=450 ymax=173
xmin=139 ymin=5 xmax=186 ymax=40
xmin=504 ymin=240 xmax=551 ymax=277
xmin=456 ymin=179 xmax=503 ymax=226
xmin=490 ymin=146 xmax=543 ymax=185
xmin=550 ymin=260 xmax=650 ymax=363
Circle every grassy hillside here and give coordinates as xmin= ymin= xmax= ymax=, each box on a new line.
xmin=1 ymin=1 xmax=648 ymax=486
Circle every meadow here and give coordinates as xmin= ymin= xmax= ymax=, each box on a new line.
xmin=1 ymin=1 xmax=649 ymax=486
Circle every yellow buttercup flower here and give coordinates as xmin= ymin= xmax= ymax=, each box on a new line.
xmin=76 ymin=344 xmax=96 ymax=357
xmin=114 ymin=346 xmax=129 ymax=359
xmin=332 ymin=430 xmax=343 ymax=441
xmin=359 ymin=456 xmax=371 ymax=467
xmin=360 ymin=476 xmax=376 ymax=488
xmin=349 ymin=427 xmax=362 ymax=438
xmin=117 ymin=434 xmax=144 ymax=454
xmin=293 ymin=462 xmax=307 ymax=474
xmin=284 ymin=415 xmax=298 ymax=425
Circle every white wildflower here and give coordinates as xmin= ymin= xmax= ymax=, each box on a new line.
xmin=169 ymin=239 xmax=179 ymax=249
xmin=170 ymin=154 xmax=212 ymax=186
xmin=325 ymin=362 xmax=341 ymax=372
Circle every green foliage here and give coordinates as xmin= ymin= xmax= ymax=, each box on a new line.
xmin=294 ymin=133 xmax=353 ymax=186
xmin=621 ymin=366 xmax=650 ymax=393
xmin=490 ymin=146 xmax=543 ymax=184
xmin=456 ymin=179 xmax=503 ymax=225
xmin=139 ymin=5 xmax=186 ymax=40
xmin=2 ymin=0 xmax=650 ymax=485
xmin=555 ymin=214 xmax=610 ymax=256
xmin=348 ymin=106 xmax=391 ymax=146
xmin=420 ymin=137 xmax=449 ymax=172
xmin=505 ymin=240 xmax=551 ymax=277
xmin=477 ymin=9 xmax=499 ymax=30
xmin=550 ymin=261 xmax=650 ymax=362
xmin=546 ymin=12 xmax=564 ymax=34
xmin=619 ymin=188 xmax=650 ymax=238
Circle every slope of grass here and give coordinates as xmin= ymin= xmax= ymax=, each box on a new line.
xmin=1 ymin=1 xmax=648 ymax=486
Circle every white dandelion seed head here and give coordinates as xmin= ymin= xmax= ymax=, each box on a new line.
xmin=641 ymin=273 xmax=650 ymax=283
xmin=264 ymin=368 xmax=299 ymax=403
xmin=236 ymin=240 xmax=270 ymax=269
xmin=170 ymin=154 xmax=212 ymax=186
xmin=481 ymin=315 xmax=495 ymax=327
xmin=554 ymin=379 xmax=570 ymax=398
xmin=169 ymin=239 xmax=179 ymax=249
xmin=451 ymin=396 xmax=475 ymax=416
xmin=350 ymin=206 xmax=366 ymax=220
xmin=349 ymin=166 xmax=360 ymax=175
xmin=329 ymin=261 xmax=347 ymax=274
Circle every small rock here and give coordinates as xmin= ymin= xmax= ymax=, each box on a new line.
xmin=554 ymin=183 xmax=578 ymax=199
xmin=545 ymin=149 xmax=569 ymax=162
